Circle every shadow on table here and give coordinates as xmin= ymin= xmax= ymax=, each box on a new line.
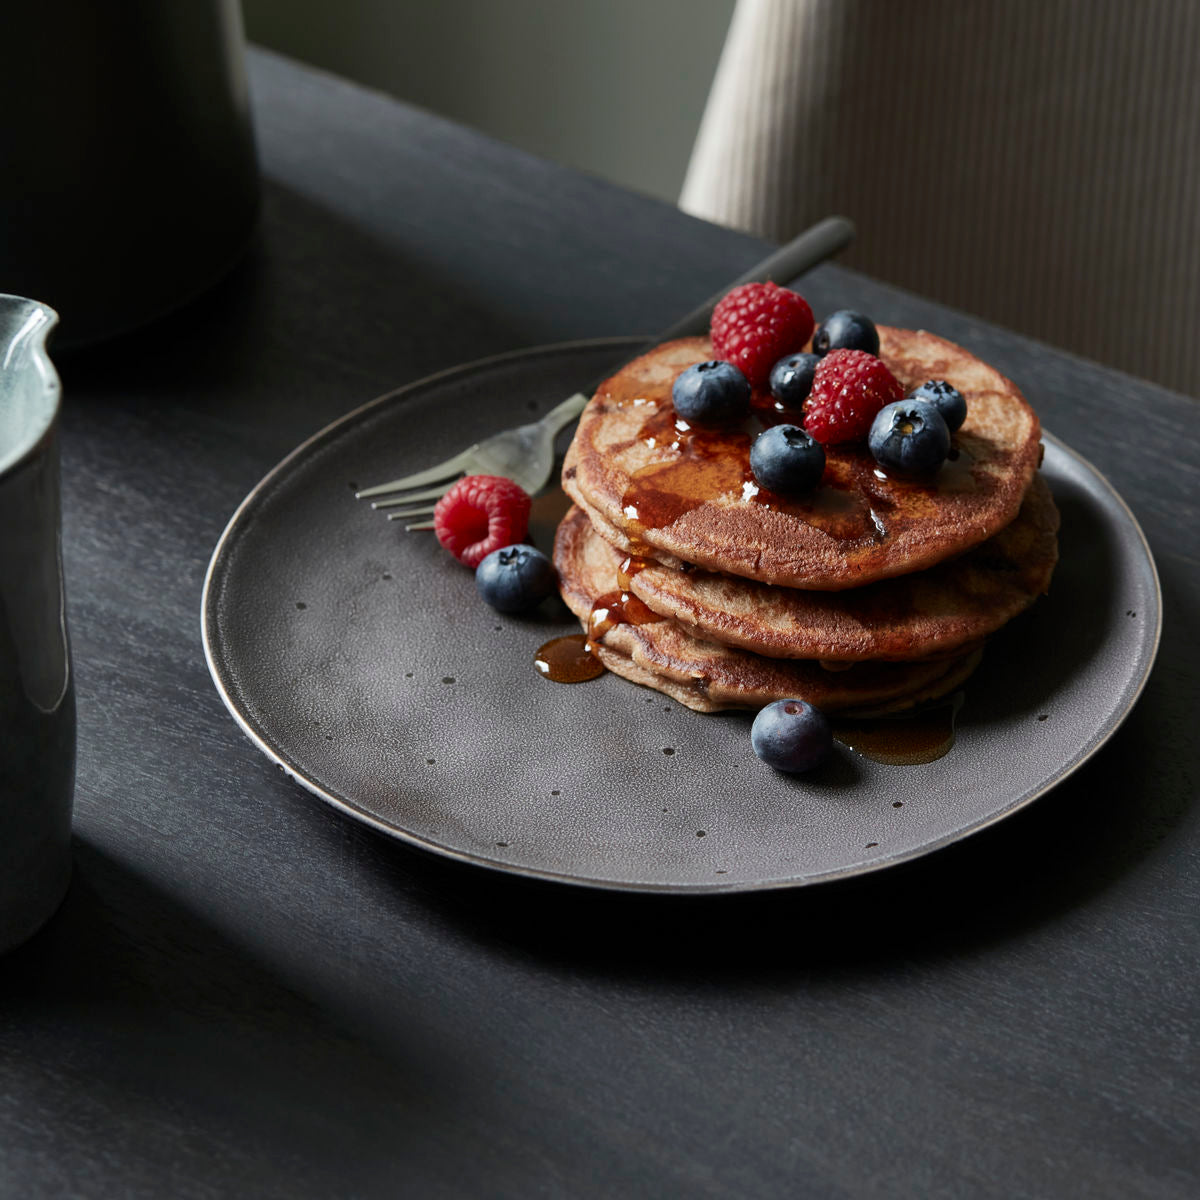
xmin=0 ymin=841 xmax=461 ymax=1197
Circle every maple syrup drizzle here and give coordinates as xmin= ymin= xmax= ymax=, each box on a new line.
xmin=587 ymin=589 xmax=657 ymax=642
xmin=832 ymin=693 xmax=962 ymax=765
xmin=615 ymin=389 xmax=982 ymax=552
xmin=617 ymin=553 xmax=649 ymax=590
xmin=580 ymin=555 xmax=658 ymax=645
xmin=534 ymin=634 xmax=605 ymax=683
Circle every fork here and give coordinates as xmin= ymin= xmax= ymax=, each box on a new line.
xmin=356 ymin=215 xmax=855 ymax=528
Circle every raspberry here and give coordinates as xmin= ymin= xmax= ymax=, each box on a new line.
xmin=710 ymin=282 xmax=815 ymax=389
xmin=803 ymin=349 xmax=904 ymax=445
xmin=433 ymin=475 xmax=531 ymax=568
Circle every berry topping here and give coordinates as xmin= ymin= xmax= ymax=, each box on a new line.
xmin=710 ymin=282 xmax=815 ymax=389
xmin=749 ymin=424 xmax=826 ymax=495
xmin=909 ymin=379 xmax=967 ymax=432
xmin=751 ymin=699 xmax=833 ymax=773
xmin=803 ymin=349 xmax=904 ymax=445
xmin=433 ymin=474 xmax=531 ymax=568
xmin=812 ymin=310 xmax=880 ymax=357
xmin=475 ymin=543 xmax=556 ymax=612
xmin=868 ymin=399 xmax=951 ymax=474
xmin=672 ymin=360 xmax=751 ymax=423
xmin=768 ymin=352 xmax=821 ymax=410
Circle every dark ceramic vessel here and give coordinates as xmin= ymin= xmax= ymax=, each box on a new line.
xmin=0 ymin=296 xmax=74 ymax=951
xmin=0 ymin=1 xmax=259 ymax=348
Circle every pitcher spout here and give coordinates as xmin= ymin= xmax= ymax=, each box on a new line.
xmin=0 ymin=295 xmax=60 ymax=476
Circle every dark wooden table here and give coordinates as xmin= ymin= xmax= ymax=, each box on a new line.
xmin=3 ymin=49 xmax=1196 ymax=1199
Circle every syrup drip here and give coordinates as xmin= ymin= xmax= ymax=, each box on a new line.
xmin=534 ymin=634 xmax=605 ymax=683
xmin=587 ymin=589 xmax=657 ymax=642
xmin=585 ymin=555 xmax=656 ymax=644
xmin=617 ymin=554 xmax=649 ymax=590
xmin=832 ymin=694 xmax=962 ymax=765
xmin=531 ymin=536 xmax=653 ymax=688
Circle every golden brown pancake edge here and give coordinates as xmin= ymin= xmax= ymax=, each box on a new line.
xmin=623 ymin=474 xmax=1060 ymax=661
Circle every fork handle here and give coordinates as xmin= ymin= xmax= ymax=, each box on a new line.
xmin=652 ymin=215 xmax=856 ymax=343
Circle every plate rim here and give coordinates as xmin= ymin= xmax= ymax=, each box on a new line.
xmin=201 ymin=338 xmax=1163 ymax=895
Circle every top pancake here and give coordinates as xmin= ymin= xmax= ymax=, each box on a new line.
xmin=562 ymin=328 xmax=1043 ymax=590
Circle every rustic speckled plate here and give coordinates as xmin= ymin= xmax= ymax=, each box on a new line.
xmin=201 ymin=339 xmax=1161 ymax=893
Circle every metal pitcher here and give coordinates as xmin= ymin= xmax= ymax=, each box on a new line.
xmin=0 ymin=296 xmax=73 ymax=953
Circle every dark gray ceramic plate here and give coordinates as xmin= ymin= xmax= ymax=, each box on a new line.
xmin=202 ymin=339 xmax=1161 ymax=893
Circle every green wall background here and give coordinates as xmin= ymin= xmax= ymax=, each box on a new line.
xmin=243 ymin=0 xmax=737 ymax=205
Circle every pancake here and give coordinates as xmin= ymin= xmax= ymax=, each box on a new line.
xmin=585 ymin=637 xmax=983 ymax=716
xmin=554 ymin=504 xmax=983 ymax=714
xmin=621 ymin=474 xmax=1059 ymax=661
xmin=562 ymin=328 xmax=1043 ymax=590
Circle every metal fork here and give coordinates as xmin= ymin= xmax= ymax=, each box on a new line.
xmin=356 ymin=215 xmax=855 ymax=528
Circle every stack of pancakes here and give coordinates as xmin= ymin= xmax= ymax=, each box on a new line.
xmin=553 ymin=327 xmax=1059 ymax=714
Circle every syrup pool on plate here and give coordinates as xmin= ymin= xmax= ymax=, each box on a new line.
xmin=831 ymin=693 xmax=963 ymax=765
xmin=534 ymin=634 xmax=604 ymax=683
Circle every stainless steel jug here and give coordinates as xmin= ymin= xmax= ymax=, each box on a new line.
xmin=0 ymin=296 xmax=73 ymax=952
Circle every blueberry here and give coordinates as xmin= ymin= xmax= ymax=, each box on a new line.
xmin=749 ymin=424 xmax=826 ymax=495
xmin=672 ymin=360 xmax=750 ymax=423
xmin=812 ymin=310 xmax=879 ymax=356
xmin=909 ymin=379 xmax=967 ymax=432
xmin=768 ymin=352 xmax=820 ymax=409
xmin=751 ymin=699 xmax=833 ymax=773
xmin=475 ymin=544 xmax=556 ymax=612
xmin=868 ymin=399 xmax=951 ymax=474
